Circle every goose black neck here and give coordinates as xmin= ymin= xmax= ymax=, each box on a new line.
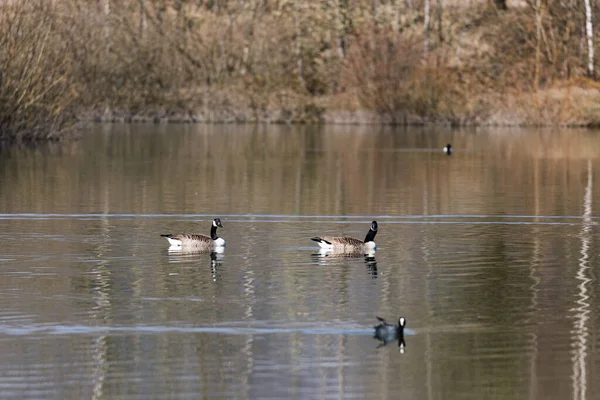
xmin=364 ymin=228 xmax=377 ymax=243
xmin=211 ymin=224 xmax=219 ymax=240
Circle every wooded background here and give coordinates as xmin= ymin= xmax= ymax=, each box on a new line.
xmin=2 ymin=0 xmax=600 ymax=140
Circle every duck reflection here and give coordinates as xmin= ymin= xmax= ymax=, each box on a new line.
xmin=209 ymin=251 xmax=224 ymax=280
xmin=167 ymin=245 xmax=225 ymax=255
xmin=373 ymin=316 xmax=407 ymax=352
xmin=364 ymin=254 xmax=378 ymax=278
xmin=312 ymin=249 xmax=378 ymax=278
xmin=166 ymin=249 xmax=225 ymax=281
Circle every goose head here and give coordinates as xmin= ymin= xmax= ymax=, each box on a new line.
xmin=370 ymin=221 xmax=378 ymax=232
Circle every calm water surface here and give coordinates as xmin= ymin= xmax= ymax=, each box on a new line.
xmin=1 ymin=125 xmax=599 ymax=399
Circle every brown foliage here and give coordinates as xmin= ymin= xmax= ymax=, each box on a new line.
xmin=0 ymin=2 xmax=79 ymax=142
xmin=2 ymin=0 xmax=600 ymax=139
xmin=343 ymin=27 xmax=473 ymax=124
xmin=481 ymin=2 xmax=588 ymax=89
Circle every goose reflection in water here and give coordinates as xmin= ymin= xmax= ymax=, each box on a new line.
xmin=311 ymin=249 xmax=378 ymax=278
xmin=364 ymin=254 xmax=378 ymax=278
xmin=209 ymin=251 xmax=224 ymax=280
xmin=166 ymin=249 xmax=225 ymax=281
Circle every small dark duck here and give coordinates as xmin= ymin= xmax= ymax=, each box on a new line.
xmin=374 ymin=316 xmax=406 ymax=349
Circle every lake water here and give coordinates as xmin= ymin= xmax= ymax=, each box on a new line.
xmin=1 ymin=124 xmax=599 ymax=399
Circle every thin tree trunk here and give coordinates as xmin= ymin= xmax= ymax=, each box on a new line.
xmin=584 ymin=0 xmax=595 ymax=76
xmin=371 ymin=0 xmax=377 ymax=23
xmin=139 ymin=0 xmax=147 ymax=40
xmin=176 ymin=0 xmax=186 ymax=49
xmin=424 ymin=0 xmax=430 ymax=57
xmin=339 ymin=0 xmax=351 ymax=56
xmin=562 ymin=0 xmax=575 ymax=79
xmin=334 ymin=0 xmax=345 ymax=59
xmin=99 ymin=0 xmax=110 ymax=52
xmin=437 ymin=0 xmax=443 ymax=44
xmin=455 ymin=3 xmax=471 ymax=65
xmin=534 ymin=0 xmax=541 ymax=89
xmin=393 ymin=0 xmax=400 ymax=34
xmin=436 ymin=0 xmax=444 ymax=67
xmin=294 ymin=0 xmax=305 ymax=88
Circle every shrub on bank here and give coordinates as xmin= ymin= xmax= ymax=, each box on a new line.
xmin=0 ymin=2 xmax=79 ymax=142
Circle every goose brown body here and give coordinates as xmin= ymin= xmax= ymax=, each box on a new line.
xmin=313 ymin=236 xmax=365 ymax=252
xmin=161 ymin=233 xmax=213 ymax=248
xmin=161 ymin=218 xmax=225 ymax=250
xmin=311 ymin=221 xmax=378 ymax=253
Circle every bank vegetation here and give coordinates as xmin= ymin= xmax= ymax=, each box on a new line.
xmin=2 ymin=0 xmax=600 ymax=141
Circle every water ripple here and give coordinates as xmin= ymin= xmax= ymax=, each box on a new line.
xmin=0 ymin=323 xmax=416 ymax=337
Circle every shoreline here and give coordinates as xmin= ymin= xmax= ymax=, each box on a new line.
xmin=79 ymin=85 xmax=600 ymax=128
xmin=5 ymin=1 xmax=600 ymax=145
xmin=81 ymin=107 xmax=599 ymax=128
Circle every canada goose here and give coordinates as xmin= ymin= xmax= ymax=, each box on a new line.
xmin=161 ymin=218 xmax=225 ymax=250
xmin=374 ymin=316 xmax=406 ymax=345
xmin=311 ymin=221 xmax=378 ymax=253
xmin=443 ymin=143 xmax=452 ymax=155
